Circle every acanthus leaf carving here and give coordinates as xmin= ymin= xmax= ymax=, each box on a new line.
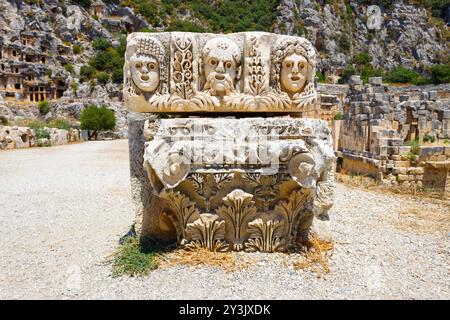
xmin=185 ymin=213 xmax=229 ymax=252
xmin=216 ymin=189 xmax=257 ymax=251
xmin=245 ymin=218 xmax=284 ymax=253
xmin=274 ymin=188 xmax=312 ymax=248
xmin=159 ymin=190 xmax=200 ymax=244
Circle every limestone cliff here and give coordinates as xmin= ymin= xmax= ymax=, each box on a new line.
xmin=274 ymin=0 xmax=449 ymax=76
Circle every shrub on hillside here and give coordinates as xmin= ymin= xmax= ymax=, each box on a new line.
xmin=97 ymin=72 xmax=110 ymax=85
xmin=384 ymin=66 xmax=421 ymax=84
xmin=429 ymin=64 xmax=450 ymax=84
xmin=38 ymin=101 xmax=50 ymax=115
xmin=79 ymin=65 xmax=96 ymax=82
xmin=92 ymin=37 xmax=111 ymax=51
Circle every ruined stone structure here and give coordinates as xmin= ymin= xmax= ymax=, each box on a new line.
xmin=0 ymin=32 xmax=68 ymax=102
xmin=0 ymin=125 xmax=81 ymax=150
xmin=337 ymin=76 xmax=450 ymax=192
xmin=125 ymin=32 xmax=335 ymax=252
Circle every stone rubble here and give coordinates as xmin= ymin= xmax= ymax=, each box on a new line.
xmin=337 ymin=75 xmax=450 ymax=192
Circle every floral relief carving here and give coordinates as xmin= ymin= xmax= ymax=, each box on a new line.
xmin=159 ymin=190 xmax=200 ymax=245
xmin=216 ymin=189 xmax=257 ymax=251
xmin=245 ymin=218 xmax=284 ymax=253
xmin=190 ymin=173 xmax=233 ymax=212
xmin=274 ymin=188 xmax=313 ymax=247
xmin=185 ymin=214 xmax=229 ymax=252
xmin=124 ymin=32 xmax=319 ymax=112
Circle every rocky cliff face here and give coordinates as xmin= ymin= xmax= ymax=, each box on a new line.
xmin=275 ymin=0 xmax=448 ymax=75
xmin=0 ymin=0 xmax=448 ymax=137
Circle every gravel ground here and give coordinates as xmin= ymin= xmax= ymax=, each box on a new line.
xmin=0 ymin=140 xmax=448 ymax=299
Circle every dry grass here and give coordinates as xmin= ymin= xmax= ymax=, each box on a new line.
xmin=393 ymin=207 xmax=450 ymax=235
xmin=158 ymin=236 xmax=336 ymax=276
xmin=336 ymin=172 xmax=449 ymax=235
xmin=292 ymin=235 xmax=335 ymax=276
xmin=336 ymin=172 xmax=378 ymax=189
xmin=159 ymin=248 xmax=253 ymax=272
xmin=336 ymin=172 xmax=450 ymax=201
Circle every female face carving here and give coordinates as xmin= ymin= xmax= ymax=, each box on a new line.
xmin=280 ymin=53 xmax=308 ymax=95
xmin=130 ymin=54 xmax=159 ymax=93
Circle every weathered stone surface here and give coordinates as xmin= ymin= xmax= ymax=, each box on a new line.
xmin=124 ymin=32 xmax=318 ymax=113
xmin=0 ymin=125 xmax=76 ymax=150
xmin=338 ymin=76 xmax=450 ymax=189
xmin=125 ymin=32 xmax=335 ymax=251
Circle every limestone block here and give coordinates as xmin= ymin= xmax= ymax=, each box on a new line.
xmin=368 ymin=77 xmax=382 ymax=86
xmin=394 ymin=160 xmax=410 ymax=167
xmin=419 ymin=146 xmax=444 ymax=161
xmin=349 ymin=75 xmax=362 ymax=85
xmin=123 ymin=32 xmax=318 ymax=113
xmin=398 ymin=146 xmax=411 ymax=156
xmin=428 ymin=91 xmax=438 ymax=101
xmin=136 ymin=117 xmax=335 ymax=250
xmin=397 ymin=174 xmax=412 ymax=181
xmin=392 ymin=167 xmax=406 ymax=175
xmin=407 ymin=167 xmax=424 ymax=174
xmin=444 ymin=147 xmax=450 ymax=156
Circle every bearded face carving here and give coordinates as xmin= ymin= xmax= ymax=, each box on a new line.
xmin=130 ymin=54 xmax=160 ymax=93
xmin=201 ymin=37 xmax=241 ymax=96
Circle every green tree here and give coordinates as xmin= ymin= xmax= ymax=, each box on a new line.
xmin=80 ymin=105 xmax=116 ymax=140
xmin=384 ymin=66 xmax=421 ymax=84
xmin=429 ymin=64 xmax=450 ymax=84
xmin=97 ymin=71 xmax=110 ymax=85
xmin=92 ymin=37 xmax=111 ymax=51
xmin=79 ymin=65 xmax=96 ymax=82
xmin=38 ymin=101 xmax=50 ymax=115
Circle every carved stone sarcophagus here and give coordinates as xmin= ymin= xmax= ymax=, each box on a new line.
xmin=125 ymin=32 xmax=335 ymax=252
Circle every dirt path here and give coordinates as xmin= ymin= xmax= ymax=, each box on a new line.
xmin=0 ymin=140 xmax=448 ymax=299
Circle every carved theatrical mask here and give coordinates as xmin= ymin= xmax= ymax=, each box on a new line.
xmin=130 ymin=54 xmax=160 ymax=93
xmin=202 ymin=37 xmax=241 ymax=96
xmin=280 ymin=53 xmax=308 ymax=95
